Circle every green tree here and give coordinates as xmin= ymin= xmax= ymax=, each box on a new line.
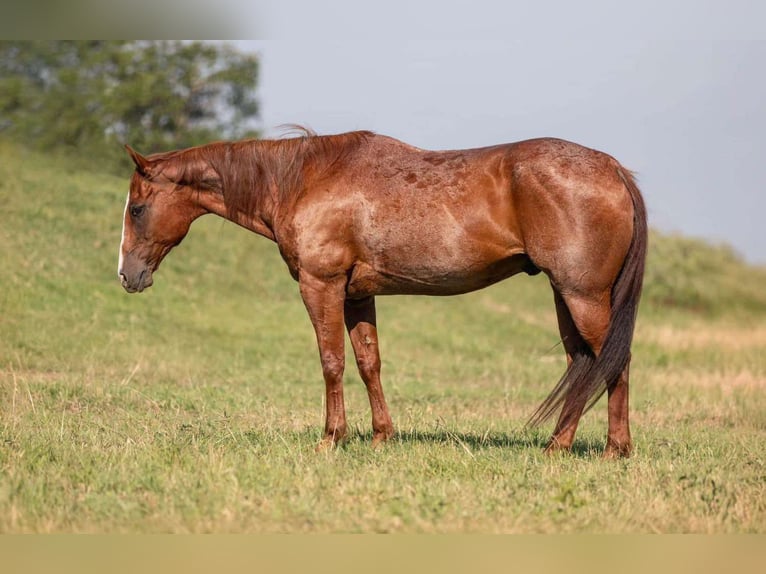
xmin=0 ymin=41 xmax=259 ymax=173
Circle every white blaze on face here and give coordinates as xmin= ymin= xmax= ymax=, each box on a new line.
xmin=118 ymin=191 xmax=129 ymax=277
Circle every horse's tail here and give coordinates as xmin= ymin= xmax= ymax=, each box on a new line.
xmin=528 ymin=167 xmax=648 ymax=427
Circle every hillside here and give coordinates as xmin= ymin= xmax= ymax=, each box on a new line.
xmin=1 ymin=141 xmax=764 ymax=533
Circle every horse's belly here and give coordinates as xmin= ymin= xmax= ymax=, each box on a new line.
xmin=346 ymin=252 xmax=532 ymax=298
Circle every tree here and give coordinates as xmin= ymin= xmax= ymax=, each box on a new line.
xmin=0 ymin=41 xmax=259 ymax=173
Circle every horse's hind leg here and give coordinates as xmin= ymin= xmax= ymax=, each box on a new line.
xmin=544 ymin=288 xmax=588 ymax=453
xmin=605 ymin=361 xmax=632 ymax=458
xmin=552 ymin=287 xmax=633 ymax=458
xmin=545 ymin=288 xmax=611 ymax=453
xmin=344 ymin=296 xmax=394 ymax=446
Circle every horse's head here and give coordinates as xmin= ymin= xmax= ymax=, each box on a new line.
xmin=118 ymin=145 xmax=207 ymax=293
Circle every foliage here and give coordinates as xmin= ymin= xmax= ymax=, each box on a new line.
xmin=0 ymin=41 xmax=259 ymax=173
xmin=0 ymin=142 xmax=764 ymax=532
xmin=643 ymin=230 xmax=766 ymax=316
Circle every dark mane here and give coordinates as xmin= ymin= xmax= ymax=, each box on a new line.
xmin=149 ymin=129 xmax=374 ymax=222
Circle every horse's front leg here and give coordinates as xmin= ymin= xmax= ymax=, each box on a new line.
xmin=299 ymin=273 xmax=348 ymax=450
xmin=344 ymin=296 xmax=394 ymax=446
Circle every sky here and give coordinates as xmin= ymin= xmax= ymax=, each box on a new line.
xmin=232 ymin=0 xmax=765 ymax=263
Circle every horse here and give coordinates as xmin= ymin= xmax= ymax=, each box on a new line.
xmin=118 ymin=129 xmax=647 ymax=458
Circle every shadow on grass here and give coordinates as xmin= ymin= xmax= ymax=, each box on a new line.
xmin=354 ymin=428 xmax=606 ymax=458
xmin=235 ymin=425 xmax=606 ymax=458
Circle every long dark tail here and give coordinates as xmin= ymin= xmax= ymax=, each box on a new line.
xmin=527 ymin=167 xmax=648 ymax=427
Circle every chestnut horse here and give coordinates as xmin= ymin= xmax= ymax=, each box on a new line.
xmin=118 ymin=130 xmax=647 ymax=458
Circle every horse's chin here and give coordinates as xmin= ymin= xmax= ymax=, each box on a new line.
xmin=136 ymin=271 xmax=154 ymax=292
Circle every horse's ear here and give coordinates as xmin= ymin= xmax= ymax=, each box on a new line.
xmin=125 ymin=144 xmax=153 ymax=177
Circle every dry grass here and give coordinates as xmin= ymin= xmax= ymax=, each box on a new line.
xmin=638 ymin=322 xmax=766 ymax=351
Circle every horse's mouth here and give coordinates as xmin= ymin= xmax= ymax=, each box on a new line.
xmin=120 ymin=269 xmax=153 ymax=293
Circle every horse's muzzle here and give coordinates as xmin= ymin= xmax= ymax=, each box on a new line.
xmin=119 ymin=267 xmax=153 ymax=293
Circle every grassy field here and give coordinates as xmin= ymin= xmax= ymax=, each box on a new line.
xmin=1 ymin=141 xmax=765 ymax=533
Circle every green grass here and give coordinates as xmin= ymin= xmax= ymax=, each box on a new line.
xmin=1 ymin=140 xmax=765 ymax=532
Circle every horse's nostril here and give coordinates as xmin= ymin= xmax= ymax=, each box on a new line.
xmin=119 ymin=272 xmax=128 ymax=285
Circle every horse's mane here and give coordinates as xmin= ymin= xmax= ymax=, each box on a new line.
xmin=148 ymin=127 xmax=374 ymax=221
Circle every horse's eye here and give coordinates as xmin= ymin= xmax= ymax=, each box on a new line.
xmin=130 ymin=204 xmax=146 ymax=218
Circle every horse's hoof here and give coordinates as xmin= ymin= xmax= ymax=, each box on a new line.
xmin=315 ymin=439 xmax=335 ymax=453
xmin=315 ymin=433 xmax=345 ymax=452
xmin=602 ymin=441 xmax=632 ymax=459
xmin=371 ymin=429 xmax=394 ymax=448
xmin=543 ymin=438 xmax=571 ymax=456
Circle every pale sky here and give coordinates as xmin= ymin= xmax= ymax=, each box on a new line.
xmin=233 ymin=0 xmax=765 ymax=263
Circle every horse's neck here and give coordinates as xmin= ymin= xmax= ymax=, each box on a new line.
xmin=195 ymin=174 xmax=277 ymax=242
xmin=228 ymin=203 xmax=276 ymax=241
xmin=196 ymin=133 xmax=362 ymax=242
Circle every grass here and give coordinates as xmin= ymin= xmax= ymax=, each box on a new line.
xmin=1 ymin=140 xmax=765 ymax=532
